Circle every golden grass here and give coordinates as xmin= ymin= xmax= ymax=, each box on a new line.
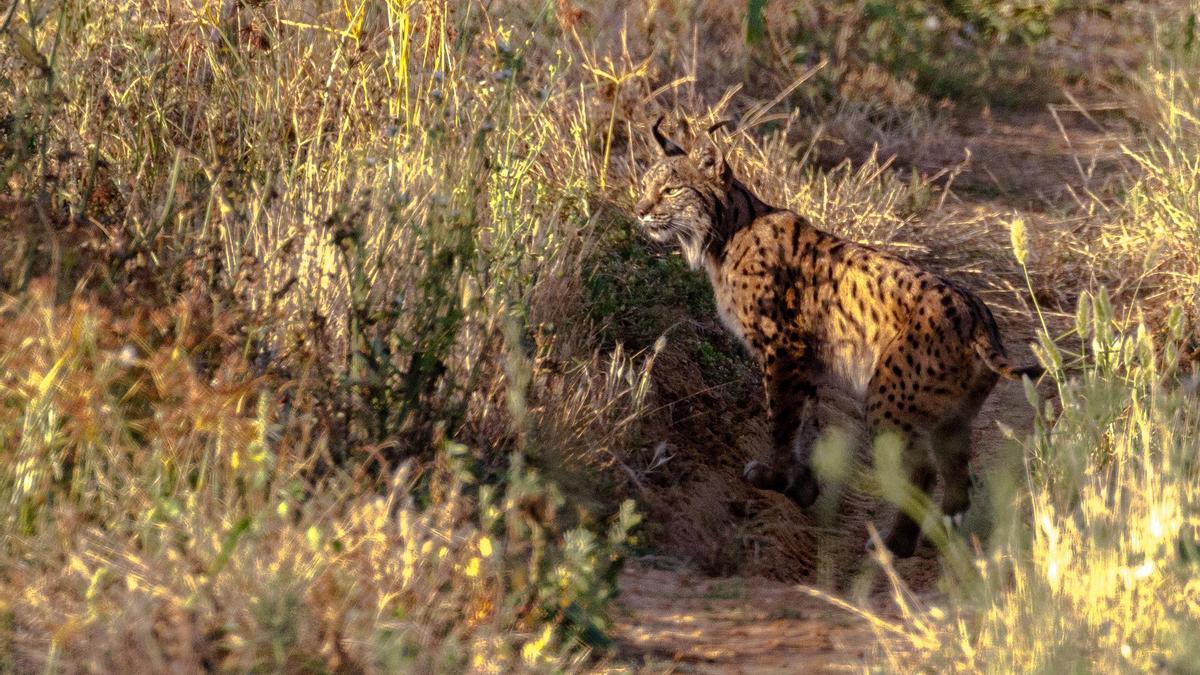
xmin=0 ymin=0 xmax=1197 ymax=671
xmin=871 ymin=293 xmax=1200 ymax=672
xmin=1 ymin=1 xmax=652 ymax=670
xmin=863 ymin=9 xmax=1200 ymax=667
xmin=0 ymin=282 xmax=644 ymax=672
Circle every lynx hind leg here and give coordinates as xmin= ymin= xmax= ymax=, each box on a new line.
xmin=932 ymin=419 xmax=973 ymax=530
xmin=931 ymin=374 xmax=995 ymax=529
xmin=864 ymin=366 xmax=942 ymax=557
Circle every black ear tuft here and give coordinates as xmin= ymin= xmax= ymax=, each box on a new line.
xmin=652 ymin=116 xmax=686 ymax=156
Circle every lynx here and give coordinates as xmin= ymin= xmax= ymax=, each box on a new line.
xmin=635 ymin=118 xmax=1042 ymax=556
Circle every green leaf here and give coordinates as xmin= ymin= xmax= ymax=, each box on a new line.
xmin=209 ymin=516 xmax=253 ymax=578
xmin=1023 ymin=373 xmax=1040 ymax=409
xmin=1075 ymin=291 xmax=1092 ymax=341
xmin=746 ymin=0 xmax=767 ymax=46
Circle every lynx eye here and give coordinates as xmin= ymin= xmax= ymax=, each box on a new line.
xmin=664 ymin=186 xmax=688 ymax=197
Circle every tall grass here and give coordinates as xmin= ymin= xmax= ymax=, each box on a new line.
xmin=1098 ymin=9 xmax=1200 ymax=334
xmin=0 ymin=0 xmax=656 ymax=670
xmin=872 ymin=9 xmax=1200 ymax=667
xmin=2 ymin=0 xmax=1199 ymax=671
xmin=0 ymin=285 xmax=643 ymax=672
xmin=868 ymin=285 xmax=1199 ymax=671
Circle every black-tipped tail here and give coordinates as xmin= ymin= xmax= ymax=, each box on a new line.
xmin=974 ymin=340 xmax=1045 ymax=380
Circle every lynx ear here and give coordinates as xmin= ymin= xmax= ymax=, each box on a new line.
xmin=692 ymin=138 xmax=730 ymax=182
xmin=652 ymin=116 xmax=686 ymax=156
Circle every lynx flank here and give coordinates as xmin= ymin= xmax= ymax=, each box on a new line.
xmin=635 ymin=118 xmax=1042 ymax=557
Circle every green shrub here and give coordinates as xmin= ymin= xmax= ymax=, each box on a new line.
xmin=756 ymin=0 xmax=1076 ymax=102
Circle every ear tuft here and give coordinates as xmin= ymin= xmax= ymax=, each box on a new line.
xmin=652 ymin=116 xmax=686 ymax=156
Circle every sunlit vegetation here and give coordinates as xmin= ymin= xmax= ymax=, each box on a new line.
xmin=0 ymin=1 xmax=651 ymax=670
xmin=872 ymin=293 xmax=1200 ymax=671
xmin=1 ymin=0 xmax=1197 ymax=671
xmin=870 ymin=9 xmax=1200 ymax=670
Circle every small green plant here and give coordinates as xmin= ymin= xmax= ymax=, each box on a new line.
xmin=585 ymin=223 xmax=714 ymax=349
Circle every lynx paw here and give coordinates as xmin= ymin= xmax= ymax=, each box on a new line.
xmin=943 ymin=511 xmax=965 ymax=531
xmin=743 ymin=460 xmax=784 ymax=491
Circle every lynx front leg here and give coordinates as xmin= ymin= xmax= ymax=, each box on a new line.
xmin=743 ymin=345 xmax=821 ymax=507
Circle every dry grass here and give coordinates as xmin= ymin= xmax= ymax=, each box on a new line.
xmin=0 ymin=282 xmax=647 ymax=672
xmin=871 ymin=291 xmax=1200 ymax=672
xmin=1096 ymin=30 xmax=1200 ymax=332
xmin=0 ymin=1 xmax=653 ymax=670
xmin=0 ymin=0 xmax=1198 ymax=671
xmin=859 ymin=6 xmax=1200 ymax=670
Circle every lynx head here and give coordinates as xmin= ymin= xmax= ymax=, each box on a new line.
xmin=635 ymin=117 xmax=733 ymax=269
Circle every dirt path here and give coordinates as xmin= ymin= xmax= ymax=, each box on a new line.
xmin=611 ymin=565 xmax=880 ymax=673
xmin=608 ymin=96 xmax=1127 ymax=671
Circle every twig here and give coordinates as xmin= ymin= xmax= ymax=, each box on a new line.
xmin=0 ymin=0 xmax=18 ymax=32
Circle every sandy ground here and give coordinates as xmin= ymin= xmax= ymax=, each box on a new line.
xmin=612 ymin=565 xmax=881 ymax=673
